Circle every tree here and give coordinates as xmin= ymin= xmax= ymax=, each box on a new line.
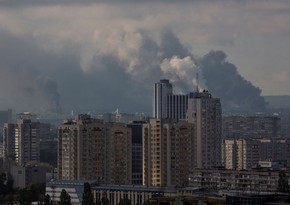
xmin=59 ymin=189 xmax=71 ymax=205
xmin=82 ymin=183 xmax=94 ymax=205
xmin=118 ymin=198 xmax=131 ymax=205
xmin=0 ymin=172 xmax=14 ymax=197
xmin=277 ymin=170 xmax=289 ymax=193
xmin=96 ymin=200 xmax=102 ymax=205
xmin=101 ymin=196 xmax=109 ymax=205
xmin=17 ymin=188 xmax=33 ymax=205
xmin=43 ymin=194 xmax=51 ymax=205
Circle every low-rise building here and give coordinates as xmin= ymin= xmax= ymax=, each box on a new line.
xmin=189 ymin=169 xmax=290 ymax=193
xmin=45 ymin=180 xmax=179 ymax=205
xmin=10 ymin=163 xmax=53 ymax=189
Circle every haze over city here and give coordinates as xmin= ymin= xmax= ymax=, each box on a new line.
xmin=0 ymin=0 xmax=290 ymax=115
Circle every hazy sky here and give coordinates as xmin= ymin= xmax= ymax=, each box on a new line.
xmin=0 ymin=0 xmax=289 ymax=114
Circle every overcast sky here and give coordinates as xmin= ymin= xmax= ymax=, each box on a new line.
xmin=0 ymin=0 xmax=289 ymax=115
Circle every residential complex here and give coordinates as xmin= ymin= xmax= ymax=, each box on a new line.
xmin=57 ymin=114 xmax=132 ymax=184
xmin=3 ymin=117 xmax=50 ymax=165
xmin=3 ymin=78 xmax=290 ymax=205
xmin=189 ymin=168 xmax=290 ymax=193
xmin=187 ymin=90 xmax=222 ymax=169
xmin=142 ymin=119 xmax=194 ymax=187
xmin=223 ymin=138 xmax=290 ymax=170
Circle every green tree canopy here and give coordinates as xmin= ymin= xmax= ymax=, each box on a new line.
xmin=101 ymin=196 xmax=109 ymax=205
xmin=118 ymin=198 xmax=131 ymax=205
xmin=277 ymin=170 xmax=289 ymax=193
xmin=82 ymin=182 xmax=94 ymax=205
xmin=59 ymin=189 xmax=71 ymax=205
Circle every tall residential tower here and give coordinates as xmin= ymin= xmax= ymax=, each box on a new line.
xmin=3 ymin=117 xmax=50 ymax=165
xmin=187 ymin=90 xmax=222 ymax=169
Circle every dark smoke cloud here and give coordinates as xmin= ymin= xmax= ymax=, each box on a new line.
xmin=0 ymin=25 xmax=267 ymax=115
xmin=0 ymin=29 xmax=62 ymax=114
xmin=198 ymin=50 xmax=267 ymax=112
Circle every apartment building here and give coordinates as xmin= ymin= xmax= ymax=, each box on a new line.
xmin=58 ymin=115 xmax=132 ymax=184
xmin=187 ymin=90 xmax=222 ymax=169
xmin=142 ymin=119 xmax=194 ymax=187
xmin=223 ymin=139 xmax=290 ymax=170
xmin=3 ymin=117 xmax=50 ymax=165
xmin=189 ymin=169 xmax=290 ymax=193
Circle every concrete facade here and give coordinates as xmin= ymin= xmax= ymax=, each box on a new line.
xmin=187 ymin=90 xmax=222 ymax=169
xmin=3 ymin=118 xmax=50 ymax=165
xmin=189 ymin=169 xmax=290 ymax=193
xmin=142 ymin=119 xmax=194 ymax=187
xmin=58 ymin=115 xmax=132 ymax=184
xmin=223 ymin=138 xmax=290 ymax=170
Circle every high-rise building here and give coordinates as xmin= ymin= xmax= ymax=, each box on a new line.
xmin=105 ymin=123 xmax=132 ymax=185
xmin=0 ymin=109 xmax=12 ymax=141
xmin=166 ymin=94 xmax=188 ymax=120
xmin=153 ymin=79 xmax=188 ymax=120
xmin=153 ymin=79 xmax=173 ymax=119
xmin=127 ymin=121 xmax=146 ymax=185
xmin=58 ymin=115 xmax=132 ymax=184
xmin=187 ymin=90 xmax=222 ymax=169
xmin=3 ymin=118 xmax=50 ymax=165
xmin=58 ymin=115 xmax=105 ymax=181
xmin=142 ymin=119 xmax=194 ymax=187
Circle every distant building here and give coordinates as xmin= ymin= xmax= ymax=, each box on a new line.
xmin=10 ymin=163 xmax=52 ymax=189
xmin=46 ymin=180 xmax=98 ymax=205
xmin=153 ymin=80 xmax=223 ymax=170
xmin=97 ymin=111 xmax=147 ymax=124
xmin=153 ymin=79 xmax=173 ymax=119
xmin=187 ymin=90 xmax=222 ymax=169
xmin=127 ymin=121 xmax=146 ymax=185
xmin=40 ymin=138 xmax=57 ymax=167
xmin=189 ymin=168 xmax=290 ymax=193
xmin=58 ymin=115 xmax=132 ymax=184
xmin=46 ymin=180 xmax=180 ymax=205
xmin=3 ymin=117 xmax=50 ymax=165
xmin=0 ymin=109 xmax=12 ymax=140
xmin=105 ymin=123 xmax=132 ymax=185
xmin=222 ymin=115 xmax=281 ymax=139
xmin=142 ymin=119 xmax=194 ymax=187
xmin=223 ymin=138 xmax=290 ymax=170
xmin=153 ymin=79 xmax=188 ymax=120
xmin=0 ymin=142 xmax=4 ymax=159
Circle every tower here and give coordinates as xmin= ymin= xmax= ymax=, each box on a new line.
xmin=3 ymin=117 xmax=48 ymax=165
xmin=142 ymin=119 xmax=194 ymax=187
xmin=58 ymin=114 xmax=132 ymax=184
xmin=153 ymin=79 xmax=188 ymax=120
xmin=153 ymin=79 xmax=173 ymax=119
xmin=187 ymin=90 xmax=222 ymax=169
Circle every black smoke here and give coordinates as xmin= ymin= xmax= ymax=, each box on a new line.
xmin=0 ymin=27 xmax=267 ymax=115
xmin=0 ymin=29 xmax=61 ymax=114
xmin=198 ymin=50 xmax=267 ymax=112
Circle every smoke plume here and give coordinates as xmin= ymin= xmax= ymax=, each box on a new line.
xmin=160 ymin=56 xmax=207 ymax=93
xmin=0 ymin=9 xmax=268 ymax=115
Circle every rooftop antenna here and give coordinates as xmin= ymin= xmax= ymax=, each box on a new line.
xmin=196 ymin=72 xmax=199 ymax=93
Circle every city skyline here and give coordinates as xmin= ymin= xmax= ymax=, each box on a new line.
xmin=0 ymin=0 xmax=290 ymax=114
